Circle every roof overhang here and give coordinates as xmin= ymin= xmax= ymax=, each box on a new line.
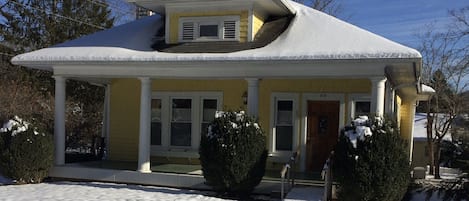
xmin=127 ymin=0 xmax=295 ymax=15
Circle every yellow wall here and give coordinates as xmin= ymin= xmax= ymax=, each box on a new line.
xmin=399 ymin=97 xmax=417 ymax=159
xmin=109 ymin=78 xmax=372 ymax=162
xmin=169 ymin=11 xmax=249 ymax=44
xmin=252 ymin=11 xmax=265 ymax=39
xmin=109 ymin=79 xmax=141 ymax=161
xmin=108 ymin=79 xmax=246 ymax=161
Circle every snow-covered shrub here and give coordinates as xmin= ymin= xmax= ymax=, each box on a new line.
xmin=333 ymin=116 xmax=410 ymax=201
xmin=199 ymin=111 xmax=267 ymax=196
xmin=0 ymin=116 xmax=53 ymax=184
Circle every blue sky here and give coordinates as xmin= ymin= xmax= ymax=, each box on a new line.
xmin=335 ymin=0 xmax=468 ymax=49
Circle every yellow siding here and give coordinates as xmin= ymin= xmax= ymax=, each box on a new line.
xmin=108 ymin=79 xmax=246 ymax=161
xmin=109 ymin=78 xmax=371 ymax=161
xmin=109 ymin=79 xmax=141 ymax=161
xmin=169 ymin=11 xmax=249 ymax=44
xmin=252 ymin=12 xmax=264 ymax=38
xmin=399 ymin=98 xmax=415 ymax=158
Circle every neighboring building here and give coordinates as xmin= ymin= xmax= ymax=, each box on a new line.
xmin=12 ymin=0 xmax=432 ymax=184
xmin=136 ymin=5 xmax=154 ymax=19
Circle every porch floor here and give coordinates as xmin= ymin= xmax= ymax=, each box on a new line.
xmin=66 ymin=160 xmax=323 ymax=183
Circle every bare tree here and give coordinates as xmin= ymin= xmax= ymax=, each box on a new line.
xmin=418 ymin=6 xmax=469 ymax=179
xmin=293 ymin=0 xmax=343 ymax=17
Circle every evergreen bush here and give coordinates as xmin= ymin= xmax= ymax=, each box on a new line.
xmin=333 ymin=116 xmax=410 ymax=201
xmin=199 ymin=111 xmax=267 ymax=196
xmin=0 ymin=116 xmax=53 ymax=184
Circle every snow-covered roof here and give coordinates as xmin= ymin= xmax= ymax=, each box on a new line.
xmin=11 ymin=2 xmax=421 ymax=67
xmin=413 ymin=113 xmax=452 ymax=141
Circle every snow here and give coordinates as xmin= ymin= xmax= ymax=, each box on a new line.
xmin=413 ymin=113 xmax=452 ymax=141
xmin=12 ymin=2 xmax=421 ymax=68
xmin=0 ymin=181 xmax=233 ymax=201
xmin=0 ymin=116 xmax=30 ymax=136
xmin=344 ymin=116 xmax=373 ymax=148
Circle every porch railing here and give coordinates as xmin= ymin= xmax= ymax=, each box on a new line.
xmin=280 ymin=148 xmax=300 ymax=200
xmin=322 ymin=151 xmax=334 ymax=201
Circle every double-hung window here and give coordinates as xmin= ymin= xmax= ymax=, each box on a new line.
xmin=150 ymin=92 xmax=222 ymax=152
xmin=179 ymin=16 xmax=240 ymax=42
xmin=270 ymin=93 xmax=299 ymax=155
xmin=349 ymin=94 xmax=371 ymax=119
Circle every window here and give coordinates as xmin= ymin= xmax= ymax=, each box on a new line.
xmin=151 ymin=99 xmax=162 ymax=145
xmin=201 ymin=99 xmax=217 ymax=135
xmin=179 ymin=16 xmax=240 ymax=42
xmin=150 ymin=92 xmax=222 ymax=151
xmin=171 ymin=99 xmax=192 ymax=146
xmin=275 ymin=100 xmax=293 ymax=151
xmin=270 ymin=93 xmax=299 ymax=154
xmin=349 ymin=94 xmax=371 ymax=119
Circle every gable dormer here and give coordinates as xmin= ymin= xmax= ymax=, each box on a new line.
xmin=128 ymin=0 xmax=294 ymax=44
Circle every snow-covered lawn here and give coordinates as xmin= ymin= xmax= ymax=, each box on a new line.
xmin=0 ymin=181 xmax=232 ymax=201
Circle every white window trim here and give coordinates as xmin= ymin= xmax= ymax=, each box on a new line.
xmin=269 ymin=93 xmax=299 ymax=160
xmin=179 ymin=16 xmax=240 ymax=42
xmin=150 ymin=92 xmax=223 ymax=157
xmin=349 ymin=93 xmax=371 ymax=120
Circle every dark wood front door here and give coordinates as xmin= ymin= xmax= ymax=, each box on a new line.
xmin=306 ymin=101 xmax=340 ymax=172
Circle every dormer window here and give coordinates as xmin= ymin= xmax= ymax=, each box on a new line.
xmin=179 ymin=16 xmax=240 ymax=42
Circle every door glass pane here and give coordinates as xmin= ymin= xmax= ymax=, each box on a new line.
xmin=355 ymin=101 xmax=371 ymax=117
xmin=171 ymin=99 xmax=192 ymax=146
xmin=202 ymin=99 xmax=217 ymax=134
xmin=151 ymin=99 xmax=161 ymax=145
xmin=275 ymin=100 xmax=293 ymax=151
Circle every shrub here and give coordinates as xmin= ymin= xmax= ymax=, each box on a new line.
xmin=0 ymin=116 xmax=54 ymax=184
xmin=333 ymin=116 xmax=410 ymax=201
xmin=199 ymin=111 xmax=267 ymax=196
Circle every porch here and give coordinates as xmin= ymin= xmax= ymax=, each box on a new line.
xmin=49 ymin=160 xmax=325 ymax=196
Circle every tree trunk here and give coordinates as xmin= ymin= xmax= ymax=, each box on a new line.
xmin=434 ymin=142 xmax=441 ymax=179
xmin=426 ymin=105 xmax=435 ymax=175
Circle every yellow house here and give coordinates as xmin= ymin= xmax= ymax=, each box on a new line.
xmin=12 ymin=0 xmax=430 ymax=185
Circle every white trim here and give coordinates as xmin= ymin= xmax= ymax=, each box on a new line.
xmin=179 ymin=16 xmax=240 ymax=42
xmin=300 ymin=93 xmax=345 ymax=171
xmin=348 ymin=93 xmax=371 ymax=120
xmin=150 ymin=92 xmax=223 ymax=156
xmin=52 ymin=62 xmax=389 ymax=79
xmin=269 ymin=93 xmax=300 ymax=161
xmin=248 ymin=8 xmax=253 ymax=42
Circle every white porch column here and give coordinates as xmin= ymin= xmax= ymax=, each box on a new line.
xmin=246 ymin=78 xmax=259 ymax=117
xmin=370 ymin=77 xmax=387 ymax=116
xmin=54 ymin=76 xmax=66 ymax=165
xmin=138 ymin=77 xmax=152 ymax=173
xmin=385 ymin=81 xmax=395 ymax=115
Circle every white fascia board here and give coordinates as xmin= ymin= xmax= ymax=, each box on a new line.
xmin=165 ymin=1 xmax=253 ymax=13
xmin=52 ymin=60 xmax=390 ymax=79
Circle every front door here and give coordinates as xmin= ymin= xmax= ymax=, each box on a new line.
xmin=306 ymin=101 xmax=340 ymax=172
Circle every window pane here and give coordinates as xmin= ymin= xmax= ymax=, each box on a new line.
xmin=277 ymin=101 xmax=293 ymax=125
xmin=151 ymin=122 xmax=162 ymax=145
xmin=151 ymin=99 xmax=161 ymax=145
xmin=203 ymin=99 xmax=217 ymax=122
xmin=276 ymin=126 xmax=293 ymax=151
xmin=171 ymin=99 xmax=192 ymax=146
xmin=171 ymin=123 xmax=192 ymax=146
xmin=355 ymin=101 xmax=371 ymax=116
xmin=172 ymin=99 xmax=191 ymax=122
xmin=199 ymin=24 xmax=218 ymax=37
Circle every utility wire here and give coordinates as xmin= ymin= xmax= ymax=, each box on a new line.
xmin=7 ymin=0 xmax=107 ymax=30
xmin=86 ymin=0 xmax=135 ymax=16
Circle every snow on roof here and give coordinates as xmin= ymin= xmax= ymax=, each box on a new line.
xmin=11 ymin=2 xmax=421 ymax=66
xmin=421 ymin=84 xmax=436 ymax=93
xmin=413 ymin=113 xmax=452 ymax=141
